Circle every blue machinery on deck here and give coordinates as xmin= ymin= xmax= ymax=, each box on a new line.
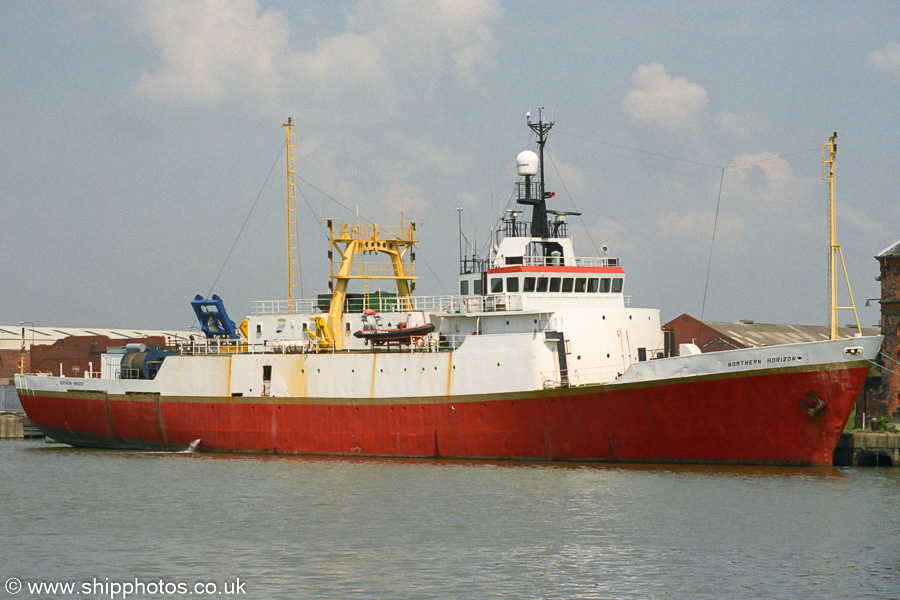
xmin=191 ymin=294 xmax=239 ymax=339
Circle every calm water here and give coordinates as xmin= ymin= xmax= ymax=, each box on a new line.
xmin=2 ymin=439 xmax=899 ymax=600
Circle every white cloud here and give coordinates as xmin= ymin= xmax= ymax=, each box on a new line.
xmin=656 ymin=210 xmax=746 ymax=244
xmin=716 ymin=111 xmax=765 ymax=136
xmin=721 ymin=152 xmax=821 ymax=239
xmin=349 ymin=0 xmax=503 ymax=85
xmin=591 ymin=218 xmax=629 ymax=251
xmin=384 ymin=181 xmax=427 ymax=216
xmin=544 ymin=155 xmax=590 ymax=204
xmin=867 ymin=41 xmax=900 ymax=78
xmin=386 ymin=132 xmax=473 ymax=173
xmin=622 ymin=63 xmax=709 ymax=135
xmin=130 ymin=0 xmax=502 ymax=112
xmin=838 ymin=202 xmax=889 ymax=238
xmin=727 ymin=152 xmax=795 ymax=187
xmin=132 ymin=0 xmax=290 ymax=105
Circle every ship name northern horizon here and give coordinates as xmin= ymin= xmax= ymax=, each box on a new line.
xmin=727 ymin=356 xmax=802 ymax=368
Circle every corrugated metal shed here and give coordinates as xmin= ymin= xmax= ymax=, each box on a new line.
xmin=702 ymin=321 xmax=878 ymax=348
xmin=0 ymin=326 xmax=194 ymax=351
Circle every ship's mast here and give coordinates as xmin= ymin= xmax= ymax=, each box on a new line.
xmin=822 ymin=132 xmax=860 ymax=339
xmin=519 ymin=108 xmax=554 ymax=239
xmin=283 ymin=118 xmax=299 ymax=312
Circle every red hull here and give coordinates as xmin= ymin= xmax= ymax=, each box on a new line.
xmin=18 ymin=365 xmax=868 ymax=465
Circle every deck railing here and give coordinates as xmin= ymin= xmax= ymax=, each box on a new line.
xmin=496 ymin=255 xmax=620 ymax=268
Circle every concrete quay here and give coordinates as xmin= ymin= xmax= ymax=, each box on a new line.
xmin=834 ymin=432 xmax=900 ymax=467
xmin=0 ymin=412 xmax=43 ymax=439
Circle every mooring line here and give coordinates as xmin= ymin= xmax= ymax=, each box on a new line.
xmin=865 ymin=358 xmax=900 ymax=377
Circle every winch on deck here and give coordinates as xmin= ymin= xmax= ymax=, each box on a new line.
xmin=120 ymin=344 xmax=175 ymax=379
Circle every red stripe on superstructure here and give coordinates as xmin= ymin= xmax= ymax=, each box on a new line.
xmin=486 ymin=266 xmax=625 ymax=274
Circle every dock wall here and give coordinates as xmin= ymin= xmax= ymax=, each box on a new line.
xmin=833 ymin=432 xmax=900 ymax=466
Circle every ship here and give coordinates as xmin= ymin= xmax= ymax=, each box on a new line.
xmin=15 ymin=113 xmax=882 ymax=465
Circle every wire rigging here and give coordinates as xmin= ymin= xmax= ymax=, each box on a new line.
xmin=700 ymin=168 xmax=726 ymax=321
xmin=206 ymin=140 xmax=286 ymax=298
xmin=545 ymin=150 xmax=600 ymax=255
xmin=560 ymin=128 xmax=822 ymax=319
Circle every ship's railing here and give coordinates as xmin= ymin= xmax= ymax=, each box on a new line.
xmin=328 ymin=220 xmax=419 ymax=244
xmin=541 ymin=364 xmax=623 ymax=388
xmin=253 ymin=289 xmax=623 ymax=320
xmin=170 ymin=331 xmax=471 ymax=356
xmin=175 ymin=339 xmax=274 ymax=356
xmin=543 ymin=352 xmax=675 ymax=388
xmin=460 ymin=256 xmax=491 ymax=274
xmin=251 ymin=295 xmax=461 ymax=316
xmin=496 ymin=255 xmax=620 ymax=268
xmin=252 ymin=299 xmax=319 ymax=315
xmin=475 ymin=294 xmax=524 ymax=312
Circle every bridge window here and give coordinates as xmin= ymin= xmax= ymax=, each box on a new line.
xmin=575 ymin=278 xmax=587 ymax=292
xmin=549 ymin=277 xmax=561 ymax=292
xmin=523 ymin=277 xmax=536 ymax=292
xmin=600 ymin=278 xmax=611 ymax=293
xmin=611 ymin=278 xmax=623 ymax=293
xmin=474 ymin=279 xmax=483 ymax=295
xmin=460 ymin=280 xmax=469 ymax=295
xmin=491 ymin=278 xmax=503 ymax=293
xmin=588 ymin=278 xmax=599 ymax=292
xmin=537 ymin=277 xmax=549 ymax=292
xmin=506 ymin=277 xmax=519 ymax=292
xmin=562 ymin=278 xmax=574 ymax=293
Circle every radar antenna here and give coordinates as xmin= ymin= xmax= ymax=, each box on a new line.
xmin=517 ymin=108 xmax=555 ymax=239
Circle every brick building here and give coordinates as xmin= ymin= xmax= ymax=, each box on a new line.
xmin=874 ymin=238 xmax=900 ymax=421
xmin=663 ymin=314 xmax=874 ymax=353
xmin=0 ymin=326 xmax=191 ymax=383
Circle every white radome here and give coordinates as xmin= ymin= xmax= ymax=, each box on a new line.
xmin=516 ymin=150 xmax=539 ymax=176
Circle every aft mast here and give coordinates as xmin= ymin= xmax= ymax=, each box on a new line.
xmin=283 ymin=117 xmax=299 ymax=313
xmin=822 ymin=132 xmax=861 ymax=339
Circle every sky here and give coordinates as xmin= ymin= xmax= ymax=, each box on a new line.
xmin=2 ymin=0 xmax=899 ymax=331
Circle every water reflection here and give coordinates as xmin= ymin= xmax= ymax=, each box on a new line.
xmin=4 ymin=440 xmax=899 ymax=600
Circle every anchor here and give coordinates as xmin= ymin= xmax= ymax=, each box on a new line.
xmin=799 ymin=391 xmax=826 ymax=417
